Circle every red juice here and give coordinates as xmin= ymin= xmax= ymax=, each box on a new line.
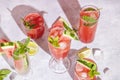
xmin=78 ymin=5 xmax=100 ymax=43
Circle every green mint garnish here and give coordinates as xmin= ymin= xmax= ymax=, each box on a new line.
xmin=0 ymin=69 xmax=11 ymax=80
xmin=63 ymin=22 xmax=78 ymax=40
xmin=82 ymin=16 xmax=97 ymax=23
xmin=77 ymin=59 xmax=100 ymax=79
xmin=82 ymin=16 xmax=97 ymax=26
xmin=13 ymin=38 xmax=30 ymax=60
xmin=22 ymin=18 xmax=36 ymax=29
xmin=48 ymin=36 xmax=60 ymax=47
xmin=89 ymin=69 xmax=100 ymax=79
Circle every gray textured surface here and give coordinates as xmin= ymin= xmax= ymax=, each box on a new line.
xmin=0 ymin=0 xmax=120 ymax=80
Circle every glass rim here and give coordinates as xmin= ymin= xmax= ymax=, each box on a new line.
xmin=80 ymin=5 xmax=100 ymax=19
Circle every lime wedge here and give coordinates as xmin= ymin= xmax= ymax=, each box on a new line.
xmin=78 ymin=47 xmax=92 ymax=59
xmin=59 ymin=17 xmax=78 ymax=40
xmin=27 ymin=41 xmax=38 ymax=55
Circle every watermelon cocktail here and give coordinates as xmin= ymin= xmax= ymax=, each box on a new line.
xmin=0 ymin=38 xmax=37 ymax=74
xmin=12 ymin=38 xmax=30 ymax=74
xmin=74 ymin=58 xmax=100 ymax=80
xmin=48 ymin=17 xmax=78 ymax=73
xmin=22 ymin=13 xmax=45 ymax=39
xmin=78 ymin=5 xmax=100 ymax=43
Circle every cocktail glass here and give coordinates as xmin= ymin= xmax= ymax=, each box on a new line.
xmin=48 ymin=17 xmax=71 ymax=73
xmin=22 ymin=13 xmax=45 ymax=39
xmin=78 ymin=5 xmax=100 ymax=43
xmin=74 ymin=59 xmax=97 ymax=80
xmin=13 ymin=52 xmax=30 ymax=75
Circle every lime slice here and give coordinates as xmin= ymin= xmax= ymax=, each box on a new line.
xmin=77 ymin=47 xmax=92 ymax=59
xmin=59 ymin=17 xmax=78 ymax=40
xmin=27 ymin=41 xmax=38 ymax=55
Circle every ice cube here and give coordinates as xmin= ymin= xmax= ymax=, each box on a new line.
xmin=59 ymin=42 xmax=67 ymax=49
xmin=81 ymin=72 xmax=87 ymax=78
xmin=93 ymin=48 xmax=104 ymax=61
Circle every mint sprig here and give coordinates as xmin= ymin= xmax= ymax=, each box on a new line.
xmin=77 ymin=59 xmax=100 ymax=79
xmin=22 ymin=18 xmax=36 ymax=29
xmin=13 ymin=38 xmax=30 ymax=60
xmin=82 ymin=16 xmax=97 ymax=26
xmin=48 ymin=36 xmax=60 ymax=47
xmin=0 ymin=69 xmax=11 ymax=80
xmin=89 ymin=69 xmax=100 ymax=79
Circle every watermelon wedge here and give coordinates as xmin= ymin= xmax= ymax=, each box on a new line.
xmin=0 ymin=40 xmax=15 ymax=58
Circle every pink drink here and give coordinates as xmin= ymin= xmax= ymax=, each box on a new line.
xmin=48 ymin=19 xmax=71 ymax=60
xmin=78 ymin=5 xmax=100 ymax=43
xmin=14 ymin=53 xmax=29 ymax=74
xmin=74 ymin=59 xmax=97 ymax=80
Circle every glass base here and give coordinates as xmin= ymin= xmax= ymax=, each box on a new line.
xmin=49 ymin=57 xmax=70 ymax=74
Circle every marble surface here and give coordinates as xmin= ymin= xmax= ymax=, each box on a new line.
xmin=0 ymin=0 xmax=120 ymax=80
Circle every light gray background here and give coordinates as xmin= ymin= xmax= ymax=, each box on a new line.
xmin=0 ymin=0 xmax=120 ymax=80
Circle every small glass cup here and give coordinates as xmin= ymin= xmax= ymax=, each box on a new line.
xmin=13 ymin=52 xmax=30 ymax=75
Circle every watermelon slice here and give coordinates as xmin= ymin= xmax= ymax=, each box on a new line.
xmin=0 ymin=41 xmax=15 ymax=58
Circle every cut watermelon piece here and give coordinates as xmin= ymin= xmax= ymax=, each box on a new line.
xmin=0 ymin=41 xmax=15 ymax=58
xmin=1 ymin=46 xmax=15 ymax=58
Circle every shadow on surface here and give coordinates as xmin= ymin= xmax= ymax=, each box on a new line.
xmin=9 ymin=5 xmax=50 ymax=54
xmin=8 ymin=4 xmax=81 ymax=79
xmin=0 ymin=27 xmax=15 ymax=69
xmin=57 ymin=0 xmax=81 ymax=79
xmin=57 ymin=0 xmax=81 ymax=30
xmin=67 ymin=49 xmax=78 ymax=79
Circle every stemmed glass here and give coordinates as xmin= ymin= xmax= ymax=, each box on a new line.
xmin=48 ymin=17 xmax=71 ymax=73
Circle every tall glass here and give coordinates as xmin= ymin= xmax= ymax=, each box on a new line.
xmin=78 ymin=5 xmax=100 ymax=43
xmin=48 ymin=18 xmax=71 ymax=73
xmin=13 ymin=52 xmax=29 ymax=75
xmin=23 ymin=13 xmax=45 ymax=39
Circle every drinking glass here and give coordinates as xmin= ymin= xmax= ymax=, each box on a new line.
xmin=13 ymin=52 xmax=30 ymax=75
xmin=48 ymin=18 xmax=71 ymax=73
xmin=74 ymin=60 xmax=97 ymax=80
xmin=78 ymin=5 xmax=100 ymax=43
xmin=22 ymin=12 xmax=45 ymax=39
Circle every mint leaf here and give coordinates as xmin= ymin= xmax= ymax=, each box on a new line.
xmin=0 ymin=69 xmax=11 ymax=80
xmin=22 ymin=18 xmax=36 ymax=29
xmin=89 ymin=69 xmax=100 ymax=79
xmin=0 ymin=69 xmax=11 ymax=75
xmin=0 ymin=77 xmax=3 ymax=80
xmin=48 ymin=36 xmax=60 ymax=47
xmin=82 ymin=16 xmax=97 ymax=24
xmin=77 ymin=59 xmax=100 ymax=78
xmin=13 ymin=38 xmax=30 ymax=60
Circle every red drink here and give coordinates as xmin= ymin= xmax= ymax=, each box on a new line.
xmin=74 ymin=58 xmax=97 ymax=80
xmin=23 ymin=13 xmax=45 ymax=39
xmin=78 ymin=5 xmax=100 ymax=43
xmin=48 ymin=17 xmax=73 ymax=73
xmin=48 ymin=18 xmax=71 ymax=60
